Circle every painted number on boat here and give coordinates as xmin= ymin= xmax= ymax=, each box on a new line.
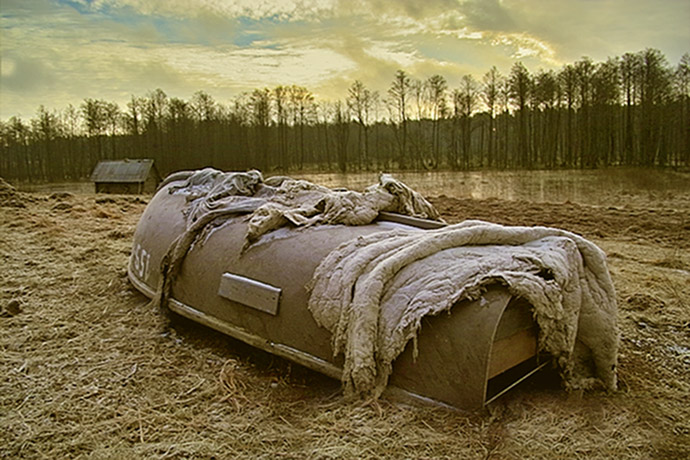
xmin=132 ymin=243 xmax=151 ymax=282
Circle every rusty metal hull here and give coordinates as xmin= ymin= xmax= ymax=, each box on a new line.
xmin=128 ymin=182 xmax=544 ymax=410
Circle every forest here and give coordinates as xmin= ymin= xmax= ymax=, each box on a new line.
xmin=1 ymin=48 xmax=688 ymax=182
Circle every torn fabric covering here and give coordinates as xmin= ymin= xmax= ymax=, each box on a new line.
xmin=151 ymin=168 xmax=444 ymax=311
xmin=167 ymin=168 xmax=442 ymax=241
xmin=307 ymin=220 xmax=619 ymax=399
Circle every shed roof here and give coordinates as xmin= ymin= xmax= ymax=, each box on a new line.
xmin=91 ymin=159 xmax=155 ymax=183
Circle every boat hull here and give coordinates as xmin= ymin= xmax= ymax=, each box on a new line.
xmin=128 ymin=181 xmax=545 ymax=410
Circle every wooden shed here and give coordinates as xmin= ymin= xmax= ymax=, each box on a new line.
xmin=91 ymin=159 xmax=161 ymax=194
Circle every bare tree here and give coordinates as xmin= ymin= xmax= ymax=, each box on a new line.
xmin=191 ymin=90 xmax=217 ymax=122
xmin=347 ymin=80 xmax=373 ymax=169
xmin=60 ymin=104 xmax=83 ymax=178
xmin=620 ymin=52 xmax=641 ymax=164
xmin=144 ymin=89 xmax=168 ymax=133
xmin=592 ymin=58 xmax=620 ymax=165
xmin=455 ymin=75 xmax=479 ymax=168
xmin=498 ymin=76 xmax=511 ymax=167
xmin=638 ymin=48 xmax=672 ymax=165
xmin=288 ymin=85 xmax=315 ymax=168
xmin=426 ymin=74 xmax=448 ymax=167
xmin=81 ymin=99 xmax=107 ymax=138
xmin=61 ymin=104 xmax=81 ymax=137
xmin=274 ymin=86 xmax=289 ymax=169
xmin=509 ymin=62 xmax=532 ymax=167
xmin=230 ymin=92 xmax=253 ymax=170
xmin=559 ymin=64 xmax=578 ymax=167
xmin=388 ymin=69 xmax=412 ymax=167
xmin=533 ymin=69 xmax=559 ymax=167
xmin=410 ymin=78 xmax=427 ymax=120
xmin=31 ymin=106 xmax=60 ymax=180
xmin=126 ymin=96 xmax=145 ymax=136
xmin=3 ymin=117 xmax=31 ymax=180
xmin=482 ymin=66 xmax=501 ymax=167
xmin=675 ymin=53 xmax=690 ymax=165
xmin=80 ymin=98 xmax=109 ymax=163
xmin=574 ymin=57 xmax=595 ymax=167
xmin=250 ymin=88 xmax=272 ymax=170
xmin=167 ymin=98 xmax=191 ymax=170
xmin=332 ymin=100 xmax=350 ymax=172
xmin=101 ymin=102 xmax=121 ymax=138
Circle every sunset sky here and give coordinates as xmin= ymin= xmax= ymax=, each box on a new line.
xmin=1 ymin=0 xmax=689 ymax=120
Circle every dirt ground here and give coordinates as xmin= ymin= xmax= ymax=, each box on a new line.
xmin=1 ymin=174 xmax=688 ymax=459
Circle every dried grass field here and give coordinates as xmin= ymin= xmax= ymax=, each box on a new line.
xmin=1 ymin=172 xmax=689 ymax=459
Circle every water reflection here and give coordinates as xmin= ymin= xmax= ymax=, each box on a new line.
xmin=16 ymin=168 xmax=688 ymax=208
xmin=294 ymin=168 xmax=689 ymax=207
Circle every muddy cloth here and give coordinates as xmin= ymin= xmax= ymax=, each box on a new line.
xmin=307 ymin=220 xmax=619 ymax=399
xmin=167 ymin=169 xmax=441 ymax=240
xmin=151 ymin=168 xmax=443 ymax=314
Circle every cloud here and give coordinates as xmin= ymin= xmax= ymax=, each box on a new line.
xmin=473 ymin=0 xmax=690 ymax=63
xmin=461 ymin=0 xmax=515 ymax=32
xmin=79 ymin=0 xmax=338 ymax=21
xmin=85 ymin=0 xmax=462 ymax=23
xmin=151 ymin=43 xmax=357 ymax=91
xmin=1 ymin=0 xmax=689 ymax=119
xmin=0 ymin=55 xmax=55 ymax=93
xmin=338 ymin=0 xmax=459 ymax=21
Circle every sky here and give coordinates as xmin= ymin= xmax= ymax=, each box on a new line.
xmin=1 ymin=0 xmax=689 ymax=120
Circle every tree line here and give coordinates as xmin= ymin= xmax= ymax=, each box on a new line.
xmin=1 ymin=48 xmax=688 ymax=183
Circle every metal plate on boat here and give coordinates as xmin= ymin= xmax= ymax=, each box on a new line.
xmin=218 ymin=273 xmax=282 ymax=315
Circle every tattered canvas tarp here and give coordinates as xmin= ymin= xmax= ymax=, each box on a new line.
xmin=153 ymin=169 xmax=618 ymax=399
xmin=308 ymin=220 xmax=619 ymax=399
xmin=164 ymin=168 xmax=441 ymax=239
xmin=153 ymin=168 xmax=442 ymax=321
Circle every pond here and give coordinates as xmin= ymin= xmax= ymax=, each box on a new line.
xmin=16 ymin=168 xmax=689 ymax=208
xmin=295 ymin=168 xmax=690 ymax=208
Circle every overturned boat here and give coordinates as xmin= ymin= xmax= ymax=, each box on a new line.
xmin=128 ymin=169 xmax=618 ymax=410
